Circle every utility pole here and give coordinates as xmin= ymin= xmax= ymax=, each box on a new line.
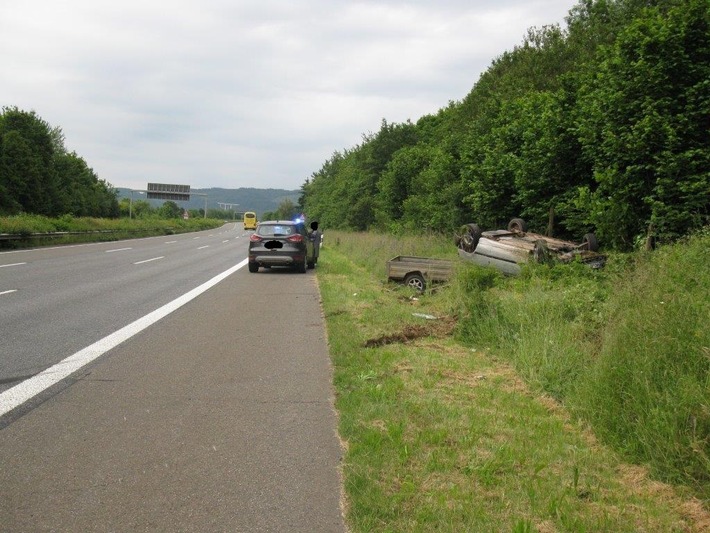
xmin=129 ymin=190 xmax=145 ymax=219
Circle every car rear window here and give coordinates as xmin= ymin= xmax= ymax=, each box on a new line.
xmin=257 ymin=224 xmax=294 ymax=237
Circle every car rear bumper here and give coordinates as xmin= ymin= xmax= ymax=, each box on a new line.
xmin=251 ymin=254 xmax=304 ymax=265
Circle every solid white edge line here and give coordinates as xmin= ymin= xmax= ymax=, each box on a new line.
xmin=0 ymin=258 xmax=248 ymax=417
xmin=0 ymin=290 xmax=18 ymax=296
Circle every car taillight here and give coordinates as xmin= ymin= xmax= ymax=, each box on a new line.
xmin=286 ymin=234 xmax=304 ymax=243
xmin=249 ymin=234 xmax=263 ymax=242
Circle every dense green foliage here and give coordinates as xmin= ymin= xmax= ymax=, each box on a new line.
xmin=262 ymin=198 xmax=300 ymax=221
xmin=115 ymin=187 xmax=301 ymax=219
xmin=0 ymin=107 xmax=119 ymax=218
xmin=115 ymin=198 xmax=204 ymax=220
xmin=302 ymin=0 xmax=709 ymax=249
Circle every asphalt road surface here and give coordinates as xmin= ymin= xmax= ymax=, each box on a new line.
xmin=1 ymin=224 xmax=252 ymax=398
xmin=0 ymin=226 xmax=346 ymax=532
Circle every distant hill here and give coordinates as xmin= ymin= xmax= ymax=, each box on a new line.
xmin=115 ymin=187 xmax=300 ymax=217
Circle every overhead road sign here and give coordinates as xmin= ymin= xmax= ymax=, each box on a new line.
xmin=147 ymin=183 xmax=190 ymax=201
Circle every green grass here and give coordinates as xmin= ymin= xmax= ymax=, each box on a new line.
xmin=0 ymin=213 xmax=224 ymax=248
xmin=572 ymin=231 xmax=710 ymax=491
xmin=318 ymin=229 xmax=710 ymax=532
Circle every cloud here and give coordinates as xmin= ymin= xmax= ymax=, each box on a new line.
xmin=1 ymin=0 xmax=573 ymax=191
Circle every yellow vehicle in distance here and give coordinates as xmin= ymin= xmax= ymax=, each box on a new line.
xmin=243 ymin=211 xmax=257 ymax=230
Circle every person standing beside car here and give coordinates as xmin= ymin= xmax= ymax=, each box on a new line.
xmin=309 ymin=221 xmax=322 ymax=263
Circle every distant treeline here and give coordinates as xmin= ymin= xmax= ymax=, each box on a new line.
xmin=0 ymin=107 xmax=119 ymax=218
xmin=301 ymin=0 xmax=709 ymax=249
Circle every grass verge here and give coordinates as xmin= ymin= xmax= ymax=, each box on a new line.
xmin=0 ymin=214 xmax=225 ymax=249
xmin=318 ymin=230 xmax=709 ymax=532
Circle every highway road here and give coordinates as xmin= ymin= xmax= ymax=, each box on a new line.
xmin=0 ymin=224 xmax=247 ymax=400
xmin=0 ymin=224 xmax=346 ymax=531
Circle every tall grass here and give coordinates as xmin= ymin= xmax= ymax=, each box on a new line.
xmin=320 ymin=230 xmax=709 ymax=530
xmin=325 ymin=229 xmax=457 ymax=280
xmin=572 ymin=231 xmax=710 ymax=492
xmin=325 ymin=228 xmax=710 ymax=501
xmin=453 ymin=260 xmax=609 ymax=400
xmin=451 ymin=230 xmax=710 ymax=500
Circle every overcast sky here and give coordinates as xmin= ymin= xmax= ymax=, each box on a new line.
xmin=2 ymin=0 xmax=574 ymax=192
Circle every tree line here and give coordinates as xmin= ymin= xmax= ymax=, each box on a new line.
xmin=116 ymin=198 xmax=243 ymax=220
xmin=300 ymin=0 xmax=709 ymax=250
xmin=0 ymin=107 xmax=119 ymax=218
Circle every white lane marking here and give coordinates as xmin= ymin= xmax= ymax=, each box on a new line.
xmin=165 ymin=241 xmax=177 ymax=244
xmin=193 ymin=237 xmax=200 ymax=240
xmin=0 ymin=242 xmax=107 ymax=255
xmin=134 ymin=256 xmax=164 ymax=265
xmin=0 ymin=263 xmax=26 ymax=268
xmin=105 ymin=248 xmax=132 ymax=253
xmin=222 ymin=240 xmax=229 ymax=243
xmin=197 ymin=246 xmax=209 ymax=250
xmin=0 ymin=258 xmax=249 ymax=417
xmin=0 ymin=290 xmax=18 ymax=296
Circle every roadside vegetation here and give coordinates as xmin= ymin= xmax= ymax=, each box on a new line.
xmin=302 ymin=0 xmax=709 ymax=250
xmin=318 ymin=229 xmax=709 ymax=531
xmin=0 ymin=213 xmax=224 ymax=249
xmin=3 ymin=0 xmax=707 ymax=525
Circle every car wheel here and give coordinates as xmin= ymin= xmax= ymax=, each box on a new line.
xmin=454 ymin=228 xmax=463 ymax=247
xmin=457 ymin=223 xmax=481 ymax=253
xmin=248 ymin=262 xmax=259 ymax=273
xmin=296 ymin=257 xmax=307 ymax=273
xmin=582 ymin=233 xmax=599 ymax=252
xmin=404 ymin=273 xmax=426 ymax=292
xmin=307 ymin=260 xmax=315 ymax=269
xmin=507 ymin=218 xmax=528 ymax=233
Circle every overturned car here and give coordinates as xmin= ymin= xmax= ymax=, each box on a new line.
xmin=455 ymin=218 xmax=605 ymax=275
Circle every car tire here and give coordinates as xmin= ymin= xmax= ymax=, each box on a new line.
xmin=454 ymin=229 xmax=463 ymax=247
xmin=296 ymin=257 xmax=307 ymax=273
xmin=508 ymin=218 xmax=528 ymax=233
xmin=307 ymin=260 xmax=315 ymax=269
xmin=457 ymin=223 xmax=482 ymax=253
xmin=248 ymin=262 xmax=259 ymax=273
xmin=404 ymin=273 xmax=426 ymax=292
xmin=582 ymin=233 xmax=599 ymax=252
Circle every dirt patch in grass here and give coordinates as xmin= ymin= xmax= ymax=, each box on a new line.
xmin=364 ymin=324 xmax=429 ymax=347
xmin=363 ymin=316 xmax=456 ymax=347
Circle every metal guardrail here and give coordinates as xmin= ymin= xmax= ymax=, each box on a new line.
xmin=0 ymin=229 xmax=161 ymax=242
